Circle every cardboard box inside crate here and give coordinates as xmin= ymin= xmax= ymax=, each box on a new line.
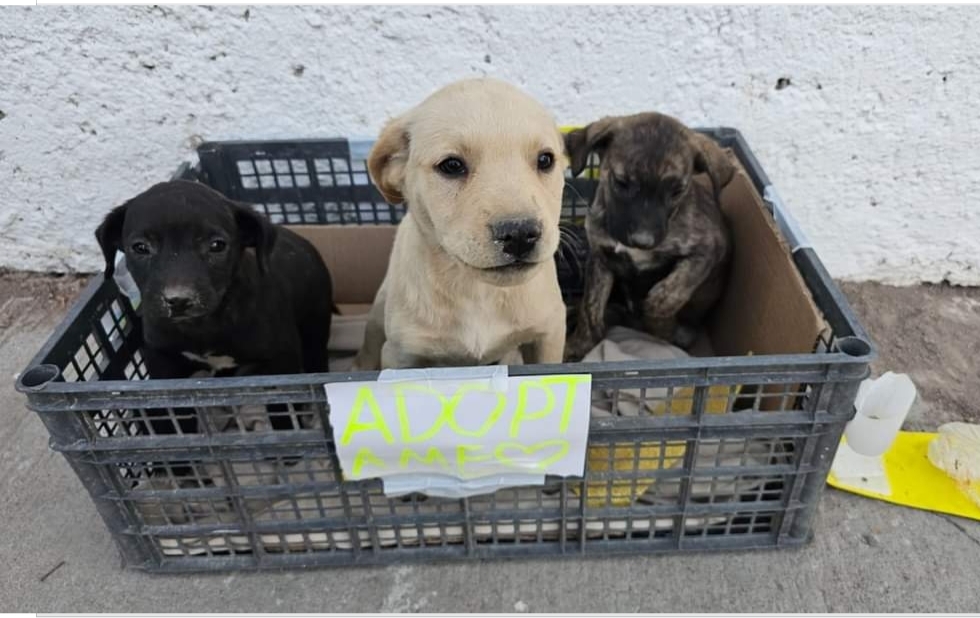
xmin=288 ymin=153 xmax=828 ymax=386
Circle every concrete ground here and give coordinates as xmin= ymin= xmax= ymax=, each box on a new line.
xmin=2 ymin=273 xmax=978 ymax=613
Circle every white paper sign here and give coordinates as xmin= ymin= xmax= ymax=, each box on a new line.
xmin=324 ymin=367 xmax=592 ymax=494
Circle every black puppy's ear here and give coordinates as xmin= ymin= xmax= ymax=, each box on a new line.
xmin=368 ymin=115 xmax=410 ymax=205
xmin=232 ymin=202 xmax=278 ymax=275
xmin=95 ymin=204 xmax=128 ymax=278
xmin=564 ymin=117 xmax=620 ymax=178
xmin=692 ymin=132 xmax=736 ymax=203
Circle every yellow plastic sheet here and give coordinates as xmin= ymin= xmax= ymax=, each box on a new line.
xmin=828 ymin=432 xmax=980 ymax=522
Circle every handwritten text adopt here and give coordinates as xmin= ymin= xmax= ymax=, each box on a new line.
xmin=325 ymin=374 xmax=592 ymax=481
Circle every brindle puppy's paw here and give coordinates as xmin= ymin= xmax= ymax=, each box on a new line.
xmin=642 ymin=313 xmax=678 ymax=343
xmin=671 ymin=324 xmax=700 ymax=350
xmin=564 ymin=331 xmax=599 ymax=363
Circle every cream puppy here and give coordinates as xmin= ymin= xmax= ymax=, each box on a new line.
xmin=352 ymin=78 xmax=567 ymax=370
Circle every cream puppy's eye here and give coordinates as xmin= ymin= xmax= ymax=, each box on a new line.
xmin=436 ymin=157 xmax=467 ymax=178
xmin=537 ymin=151 xmax=555 ymax=171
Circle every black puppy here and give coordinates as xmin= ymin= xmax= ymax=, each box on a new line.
xmin=96 ymin=180 xmax=333 ymax=429
xmin=563 ymin=112 xmax=735 ymax=361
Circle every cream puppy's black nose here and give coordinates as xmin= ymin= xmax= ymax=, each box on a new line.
xmin=492 ymin=218 xmax=542 ymax=259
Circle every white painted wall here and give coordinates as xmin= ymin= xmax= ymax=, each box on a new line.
xmin=2 ymin=5 xmax=978 ymax=284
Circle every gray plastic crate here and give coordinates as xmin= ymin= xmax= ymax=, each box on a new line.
xmin=15 ymin=128 xmax=874 ymax=573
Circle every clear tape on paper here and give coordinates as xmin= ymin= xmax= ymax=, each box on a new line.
xmin=764 ymin=185 xmax=812 ymax=253
xmin=377 ymin=364 xmax=509 ymax=393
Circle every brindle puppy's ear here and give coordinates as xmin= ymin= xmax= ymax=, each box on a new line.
xmin=367 ymin=115 xmax=410 ymax=205
xmin=563 ymin=116 xmax=621 ymax=178
xmin=691 ymin=131 xmax=735 ymax=203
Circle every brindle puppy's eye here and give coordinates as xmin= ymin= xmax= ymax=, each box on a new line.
xmin=209 ymin=239 xmax=228 ymax=253
xmin=611 ymin=173 xmax=629 ymax=191
xmin=537 ymin=151 xmax=555 ymax=172
xmin=671 ymin=182 xmax=687 ymax=198
xmin=131 ymin=241 xmax=150 ymax=255
xmin=437 ymin=157 xmax=468 ymax=177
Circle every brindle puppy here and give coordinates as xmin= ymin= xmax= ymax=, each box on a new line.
xmin=563 ymin=112 xmax=736 ymax=361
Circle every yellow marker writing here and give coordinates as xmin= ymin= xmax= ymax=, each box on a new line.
xmin=494 ymin=439 xmax=570 ymax=470
xmin=340 ymin=387 xmax=395 ymax=446
xmin=394 ymin=382 xmax=507 ymax=441
xmin=399 ymin=446 xmax=451 ymax=471
xmin=538 ymin=375 xmax=590 ymax=433
xmin=351 ymin=447 xmax=386 ymax=476
xmin=509 ymin=380 xmax=556 ymax=438
xmin=456 ymin=444 xmax=493 ymax=479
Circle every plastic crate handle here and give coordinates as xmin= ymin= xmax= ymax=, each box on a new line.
xmin=764 ymin=185 xmax=812 ymax=253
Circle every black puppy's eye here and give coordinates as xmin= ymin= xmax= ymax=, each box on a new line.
xmin=672 ymin=183 xmax=687 ymax=198
xmin=612 ymin=174 xmax=629 ymax=190
xmin=437 ymin=157 xmax=467 ymax=177
xmin=537 ymin=151 xmax=555 ymax=171
xmin=131 ymin=241 xmax=150 ymax=255
xmin=209 ymin=239 xmax=228 ymax=253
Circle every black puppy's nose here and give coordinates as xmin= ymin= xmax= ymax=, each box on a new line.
xmin=163 ymin=293 xmax=193 ymax=315
xmin=492 ymin=218 xmax=542 ymax=259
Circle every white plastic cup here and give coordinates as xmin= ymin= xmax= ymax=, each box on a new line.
xmin=843 ymin=372 xmax=917 ymax=457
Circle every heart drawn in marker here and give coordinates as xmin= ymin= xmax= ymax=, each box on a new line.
xmin=494 ymin=440 xmax=570 ymax=471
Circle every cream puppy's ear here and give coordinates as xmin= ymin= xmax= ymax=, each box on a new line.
xmin=367 ymin=116 xmax=410 ymax=205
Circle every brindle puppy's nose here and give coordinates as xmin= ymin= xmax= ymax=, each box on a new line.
xmin=492 ymin=218 xmax=542 ymax=259
xmin=629 ymin=231 xmax=657 ymax=249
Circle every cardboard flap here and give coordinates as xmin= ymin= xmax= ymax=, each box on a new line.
xmin=291 ymin=225 xmax=396 ymax=305
xmin=708 ymin=166 xmax=827 ymax=358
